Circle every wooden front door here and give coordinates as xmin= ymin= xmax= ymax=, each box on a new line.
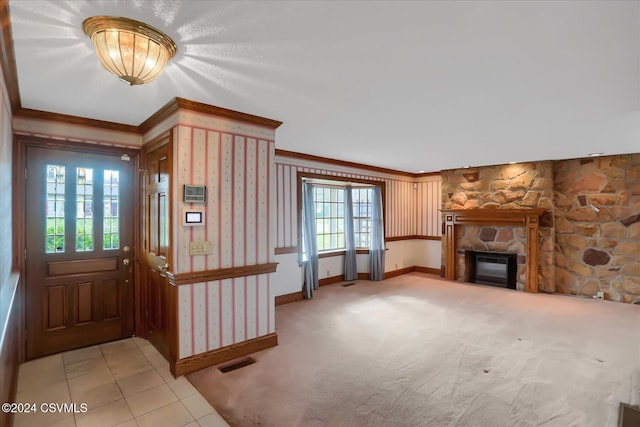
xmin=25 ymin=146 xmax=136 ymax=359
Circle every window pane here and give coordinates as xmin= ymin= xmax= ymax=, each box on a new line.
xmin=45 ymin=165 xmax=65 ymax=253
xmin=75 ymin=168 xmax=94 ymax=251
xmin=313 ymin=186 xmax=346 ymax=251
xmin=352 ymin=188 xmax=373 ymax=249
xmin=103 ymin=170 xmax=120 ymax=249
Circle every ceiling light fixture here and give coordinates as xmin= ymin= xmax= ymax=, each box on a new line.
xmin=587 ymin=152 xmax=604 ymax=157
xmin=82 ymin=16 xmax=177 ymax=86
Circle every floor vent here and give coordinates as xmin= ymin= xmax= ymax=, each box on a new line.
xmin=619 ymin=403 xmax=640 ymax=427
xmin=342 ymin=282 xmax=356 ymax=287
xmin=218 ymin=357 xmax=256 ymax=373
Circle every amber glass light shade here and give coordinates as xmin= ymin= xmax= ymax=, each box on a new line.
xmin=82 ymin=16 xmax=177 ymax=85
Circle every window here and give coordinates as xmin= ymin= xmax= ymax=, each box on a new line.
xmin=352 ymin=188 xmax=372 ymax=248
xmin=312 ymin=185 xmax=373 ymax=252
xmin=75 ymin=167 xmax=94 ymax=252
xmin=45 ymin=165 xmax=65 ymax=253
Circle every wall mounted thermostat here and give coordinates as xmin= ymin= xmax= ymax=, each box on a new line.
xmin=182 ymin=208 xmax=205 ymax=226
xmin=183 ymin=185 xmax=207 ymax=203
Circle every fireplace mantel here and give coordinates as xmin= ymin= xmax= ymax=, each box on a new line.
xmin=441 ymin=209 xmax=546 ymax=293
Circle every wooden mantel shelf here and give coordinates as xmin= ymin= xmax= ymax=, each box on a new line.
xmin=441 ymin=209 xmax=546 ymax=293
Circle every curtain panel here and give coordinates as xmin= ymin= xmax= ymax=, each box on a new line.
xmin=343 ymin=187 xmax=358 ymax=281
xmin=370 ymin=186 xmax=385 ymax=280
xmin=300 ymin=182 xmax=319 ymax=298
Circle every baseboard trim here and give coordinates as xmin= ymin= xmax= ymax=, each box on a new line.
xmin=384 ymin=266 xmax=415 ymax=279
xmin=173 ymin=333 xmax=278 ymax=377
xmin=414 ymin=266 xmax=441 ymax=275
xmin=319 ymin=275 xmax=344 ymax=286
xmin=275 ymin=291 xmax=304 ymax=306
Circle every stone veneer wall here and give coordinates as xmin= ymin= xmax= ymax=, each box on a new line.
xmin=455 ymin=226 xmax=528 ymax=290
xmin=441 ymin=154 xmax=640 ymax=303
xmin=442 ymin=162 xmax=555 ymax=292
xmin=554 ymin=154 xmax=640 ymax=303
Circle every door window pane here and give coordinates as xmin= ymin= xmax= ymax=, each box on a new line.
xmin=45 ymin=165 xmax=65 ymax=253
xmin=76 ymin=168 xmax=94 ymax=251
xmin=103 ymin=170 xmax=120 ymax=249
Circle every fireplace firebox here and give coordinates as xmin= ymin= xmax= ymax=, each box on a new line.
xmin=464 ymin=251 xmax=517 ymax=290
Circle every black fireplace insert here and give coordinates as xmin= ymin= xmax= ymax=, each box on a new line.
xmin=465 ymin=251 xmax=517 ymax=290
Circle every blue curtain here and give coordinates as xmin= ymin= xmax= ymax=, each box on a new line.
xmin=370 ymin=186 xmax=385 ymax=281
xmin=343 ymin=187 xmax=357 ymax=281
xmin=300 ymin=182 xmax=319 ymax=298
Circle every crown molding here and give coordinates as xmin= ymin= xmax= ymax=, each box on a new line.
xmin=139 ymin=97 xmax=283 ymax=135
xmin=15 ymin=108 xmax=139 ymax=133
xmin=275 ymin=149 xmax=440 ymax=178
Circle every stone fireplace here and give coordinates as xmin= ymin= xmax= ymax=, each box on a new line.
xmin=442 ymin=209 xmax=545 ymax=292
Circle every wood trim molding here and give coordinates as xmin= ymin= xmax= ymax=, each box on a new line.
xmin=441 ymin=209 xmax=545 ymax=293
xmin=173 ymin=332 xmax=278 ymax=377
xmin=414 ymin=266 xmax=441 ymax=275
xmin=166 ymin=262 xmax=278 ymax=286
xmin=15 ymin=108 xmax=139 ymax=134
xmin=275 ymin=291 xmax=304 ymax=306
xmin=384 ymin=266 xmax=415 ymax=279
xmin=14 ymin=100 xmax=281 ymax=137
xmin=386 ymin=235 xmax=442 ymax=242
xmin=140 ymin=97 xmax=283 ymax=134
xmin=278 ymin=149 xmax=419 ymax=177
xmin=275 ymin=246 xmax=298 ymax=255
xmin=319 ymin=275 xmax=345 ymax=286
xmin=0 ymin=0 xmax=20 ymax=112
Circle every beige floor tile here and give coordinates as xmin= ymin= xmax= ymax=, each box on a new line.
xmin=16 ymin=379 xmax=70 ymax=403
xmin=184 ymin=422 xmax=199 ymax=427
xmin=135 ymin=401 xmax=194 ymax=427
xmin=75 ymin=398 xmax=134 ymax=427
xmin=72 ymin=381 xmax=123 ymax=410
xmin=181 ymin=393 xmax=214 ymax=420
xmin=12 ymin=401 xmax=74 ymax=427
xmin=104 ymin=348 xmax=146 ymax=368
xmin=117 ymin=369 xmax=165 ymax=397
xmin=167 ymin=377 xmax=198 ymax=399
xmin=109 ymin=356 xmax=155 ymax=380
xmin=131 ymin=336 xmax=150 ymax=347
xmin=18 ymin=354 xmax=64 ymax=375
xmin=100 ymin=339 xmax=138 ymax=355
xmin=196 ymin=411 xmax=230 ymax=427
xmin=139 ymin=344 xmax=161 ymax=358
xmin=155 ymin=365 xmax=176 ymax=382
xmin=114 ymin=420 xmax=139 ymax=427
xmin=17 ymin=365 xmax=67 ymax=394
xmin=125 ymin=383 xmax=178 ymax=417
xmin=67 ymin=365 xmax=115 ymax=396
xmin=145 ymin=352 xmax=169 ymax=370
xmin=65 ymin=356 xmax=110 ymax=379
xmin=62 ymin=345 xmax=103 ymax=366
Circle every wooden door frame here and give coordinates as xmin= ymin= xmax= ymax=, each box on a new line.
xmin=13 ymin=135 xmax=145 ymax=355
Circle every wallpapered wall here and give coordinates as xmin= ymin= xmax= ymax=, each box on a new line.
xmin=274 ymin=160 xmax=442 ymax=250
xmin=170 ymin=114 xmax=277 ymax=359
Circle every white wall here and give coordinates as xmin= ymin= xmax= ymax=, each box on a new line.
xmin=272 ymin=239 xmax=442 ymax=297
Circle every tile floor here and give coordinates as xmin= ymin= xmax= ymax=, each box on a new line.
xmin=13 ymin=337 xmax=229 ymax=427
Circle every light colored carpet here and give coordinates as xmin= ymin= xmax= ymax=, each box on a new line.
xmin=188 ymin=273 xmax=640 ymax=427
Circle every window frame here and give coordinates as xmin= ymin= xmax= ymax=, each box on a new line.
xmin=297 ymin=172 xmax=386 ymax=257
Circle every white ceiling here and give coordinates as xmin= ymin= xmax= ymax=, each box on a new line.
xmin=8 ymin=0 xmax=640 ymax=173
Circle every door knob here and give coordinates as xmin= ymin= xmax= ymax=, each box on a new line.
xmin=123 ymin=245 xmax=131 ymax=253
xmin=123 ymin=258 xmax=130 ymax=266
